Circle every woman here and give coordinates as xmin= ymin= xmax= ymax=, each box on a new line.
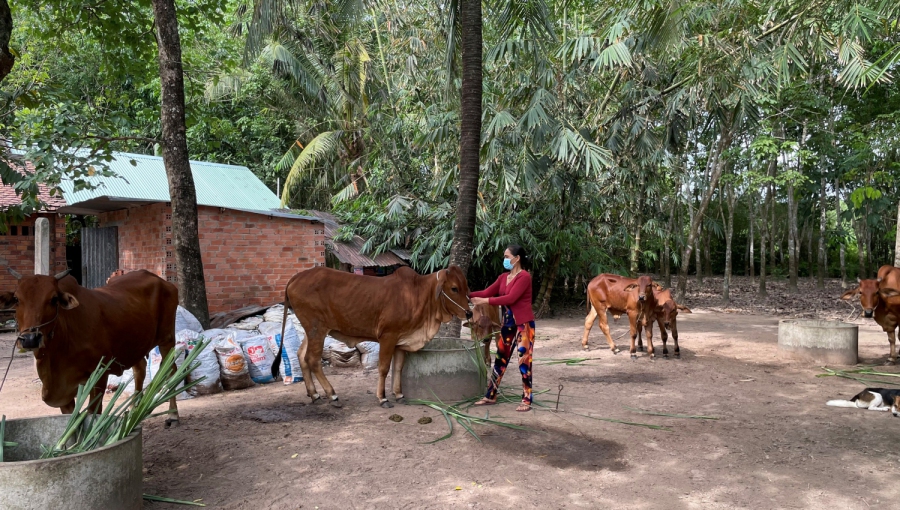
xmin=469 ymin=245 xmax=535 ymax=412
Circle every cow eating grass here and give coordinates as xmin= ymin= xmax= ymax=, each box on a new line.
xmin=0 ymin=268 xmax=182 ymax=427
xmin=275 ymin=265 xmax=472 ymax=408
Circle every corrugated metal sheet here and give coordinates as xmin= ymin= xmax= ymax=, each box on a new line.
xmin=307 ymin=210 xmax=406 ymax=268
xmin=81 ymin=226 xmax=118 ymax=289
xmin=58 ymin=152 xmax=282 ymax=211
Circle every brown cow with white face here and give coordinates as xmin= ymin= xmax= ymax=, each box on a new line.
xmin=637 ymin=287 xmax=691 ymax=359
xmin=0 ymin=268 xmax=181 ymax=426
xmin=841 ymin=265 xmax=900 ymax=363
xmin=275 ymin=265 xmax=472 ymax=408
xmin=581 ymin=274 xmax=660 ymax=360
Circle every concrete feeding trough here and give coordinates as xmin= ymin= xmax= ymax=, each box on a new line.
xmin=398 ymin=337 xmax=486 ymax=402
xmin=0 ymin=415 xmax=143 ymax=510
xmin=778 ymin=319 xmax=859 ymax=365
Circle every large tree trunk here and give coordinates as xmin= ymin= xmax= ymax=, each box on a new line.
xmin=786 ymin=124 xmax=803 ymax=292
xmin=723 ymin=181 xmax=736 ymax=303
xmin=151 ymin=0 xmax=211 ymax=328
xmin=676 ymin=125 xmax=733 ymax=301
xmin=442 ymin=0 xmax=481 ymax=337
xmin=535 ymin=251 xmax=561 ymax=319
xmin=817 ymin=177 xmax=827 ymax=288
xmin=0 ymin=0 xmax=13 ymax=82
xmin=630 ymin=212 xmax=642 ymax=275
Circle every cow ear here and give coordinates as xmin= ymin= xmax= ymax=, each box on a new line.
xmin=0 ymin=292 xmax=16 ymax=308
xmin=58 ymin=292 xmax=80 ymax=310
xmin=653 ymin=283 xmax=663 ymax=290
xmin=677 ymin=305 xmax=692 ymax=314
xmin=434 ymin=270 xmax=447 ymax=301
xmin=623 ymin=284 xmax=637 ymax=291
xmin=880 ymin=288 xmax=900 ymax=299
xmin=840 ymin=288 xmax=860 ymax=301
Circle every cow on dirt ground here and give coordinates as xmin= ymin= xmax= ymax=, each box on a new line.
xmin=581 ymin=274 xmax=660 ymax=360
xmin=275 ymin=265 xmax=472 ymax=408
xmin=636 ymin=287 xmax=691 ymax=359
xmin=464 ymin=303 xmax=502 ymax=368
xmin=841 ymin=265 xmax=900 ymax=364
xmin=0 ymin=268 xmax=181 ymax=426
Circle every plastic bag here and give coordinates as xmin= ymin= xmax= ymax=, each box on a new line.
xmin=323 ymin=336 xmax=361 ymax=368
xmin=356 ymin=341 xmax=380 ymax=371
xmin=175 ymin=306 xmax=204 ymax=334
xmin=263 ymin=305 xmax=286 ymax=324
xmin=214 ymin=335 xmax=255 ymax=390
xmin=239 ymin=335 xmax=277 ymax=384
xmin=232 ymin=316 xmax=263 ymax=330
xmin=178 ymin=330 xmax=223 ymax=396
xmin=258 ymin=322 xmax=304 ymax=384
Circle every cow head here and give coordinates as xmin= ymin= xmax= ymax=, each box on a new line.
xmin=464 ymin=304 xmax=501 ymax=342
xmin=624 ymin=275 xmax=660 ymax=303
xmin=840 ymin=278 xmax=899 ymax=318
xmin=0 ymin=267 xmax=79 ymax=350
xmin=435 ymin=265 xmax=472 ymax=320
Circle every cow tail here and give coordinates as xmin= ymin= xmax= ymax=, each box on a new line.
xmin=271 ymin=292 xmax=291 ymax=381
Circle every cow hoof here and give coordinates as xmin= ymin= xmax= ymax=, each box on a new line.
xmin=311 ymin=396 xmax=324 ymax=405
xmin=164 ymin=418 xmax=179 ymax=429
xmin=582 ymin=345 xmax=590 ymax=351
xmin=663 ymin=353 xmax=669 ymax=359
xmin=380 ymin=400 xmax=394 ymax=409
xmin=630 ymin=354 xmax=637 ymax=361
xmin=674 ymin=353 xmax=681 ymax=359
xmin=612 ymin=348 xmax=620 ymax=355
xmin=396 ymin=397 xmax=407 ymax=405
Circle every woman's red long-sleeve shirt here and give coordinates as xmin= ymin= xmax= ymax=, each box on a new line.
xmin=469 ymin=271 xmax=534 ymax=324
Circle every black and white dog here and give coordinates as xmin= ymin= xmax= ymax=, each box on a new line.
xmin=827 ymin=388 xmax=900 ymax=416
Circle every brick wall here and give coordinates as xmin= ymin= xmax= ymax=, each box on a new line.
xmin=197 ymin=206 xmax=325 ymax=314
xmin=99 ymin=204 xmax=325 ymax=315
xmin=0 ymin=213 xmax=67 ymax=290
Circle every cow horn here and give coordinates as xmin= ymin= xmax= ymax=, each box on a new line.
xmin=54 ymin=269 xmax=72 ymax=280
xmin=7 ymin=266 xmax=22 ymax=280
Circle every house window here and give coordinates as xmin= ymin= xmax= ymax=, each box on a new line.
xmin=21 ymin=226 xmax=29 ymax=236
xmin=9 ymin=226 xmax=17 ymax=235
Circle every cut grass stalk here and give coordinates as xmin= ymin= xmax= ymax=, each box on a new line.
xmin=623 ymin=406 xmax=719 ymax=420
xmin=0 ymin=414 xmax=5 ymax=462
xmin=818 ymin=367 xmax=900 ymax=388
xmin=540 ymin=408 xmax=672 ymax=431
xmin=410 ymin=390 xmax=533 ymax=444
xmin=535 ymin=357 xmax=601 ymax=366
xmin=142 ymin=494 xmax=206 ymax=506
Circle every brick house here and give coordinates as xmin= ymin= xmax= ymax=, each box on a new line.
xmin=0 ymin=165 xmax=68 ymax=290
xmin=58 ymin=152 xmax=325 ymax=315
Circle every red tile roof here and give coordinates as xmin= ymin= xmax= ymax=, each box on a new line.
xmin=0 ymin=159 xmax=67 ymax=211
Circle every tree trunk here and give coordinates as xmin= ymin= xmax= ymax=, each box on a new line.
xmin=895 ymin=197 xmax=900 ymax=267
xmin=759 ymin=154 xmax=776 ymax=297
xmin=663 ymin=185 xmax=678 ymax=289
xmin=818 ymin=177 xmax=827 ymax=286
xmin=855 ymin=216 xmax=866 ymax=278
xmin=535 ymin=252 xmax=561 ymax=319
xmin=786 ymin=124 xmax=802 ymax=292
xmin=836 ymin=178 xmax=846 ymax=287
xmin=676 ymin=125 xmax=733 ymax=301
xmin=759 ymin=228 xmax=768 ymax=297
xmin=630 ymin=216 xmax=642 ymax=275
xmin=151 ymin=0 xmax=210 ymax=328
xmin=695 ymin=227 xmax=704 ymax=284
xmin=442 ymin=0 xmax=481 ymax=337
xmin=749 ymin=194 xmax=755 ymax=280
xmin=723 ymin=181 xmax=736 ymax=303
xmin=0 ymin=0 xmax=13 ymax=82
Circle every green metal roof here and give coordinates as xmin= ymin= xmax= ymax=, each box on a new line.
xmin=58 ymin=152 xmax=283 ymax=213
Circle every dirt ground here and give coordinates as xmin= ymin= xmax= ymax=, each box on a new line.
xmin=2 ymin=281 xmax=900 ymax=509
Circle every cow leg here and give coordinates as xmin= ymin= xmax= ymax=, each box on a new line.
xmin=628 ymin=311 xmax=639 ymax=361
xmin=887 ymin=329 xmax=897 ymax=365
xmin=303 ymin=326 xmax=339 ymax=406
xmin=671 ymin=320 xmax=681 ymax=359
xmin=597 ymin=308 xmax=620 ymax=354
xmin=657 ymin=317 xmax=669 ymax=358
xmin=297 ymin=332 xmax=317 ymax=401
xmin=132 ymin=358 xmax=147 ymax=406
xmin=581 ymin=305 xmax=598 ymax=350
xmin=644 ymin=317 xmax=655 ymax=359
xmin=391 ymin=349 xmax=407 ymax=404
xmin=377 ymin=346 xmax=396 ymax=408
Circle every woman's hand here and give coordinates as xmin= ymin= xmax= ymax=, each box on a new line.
xmin=470 ymin=297 xmax=489 ymax=306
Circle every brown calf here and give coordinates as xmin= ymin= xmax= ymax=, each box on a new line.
xmin=581 ymin=274 xmax=660 ymax=360
xmin=841 ymin=265 xmax=900 ymax=363
xmin=636 ymin=287 xmax=691 ymax=359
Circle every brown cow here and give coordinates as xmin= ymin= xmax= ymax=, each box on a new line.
xmin=464 ymin=303 xmax=502 ymax=368
xmin=636 ymin=287 xmax=691 ymax=359
xmin=276 ymin=265 xmax=472 ymax=408
xmin=581 ymin=274 xmax=660 ymax=360
xmin=841 ymin=265 xmax=900 ymax=363
xmin=0 ymin=268 xmax=181 ymax=426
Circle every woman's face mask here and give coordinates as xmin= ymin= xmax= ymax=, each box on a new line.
xmin=503 ymin=257 xmax=515 ymax=271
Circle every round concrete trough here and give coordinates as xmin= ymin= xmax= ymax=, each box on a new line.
xmin=777 ymin=319 xmax=858 ymax=365
xmin=399 ymin=337 xmax=486 ymax=402
xmin=0 ymin=415 xmax=143 ymax=510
